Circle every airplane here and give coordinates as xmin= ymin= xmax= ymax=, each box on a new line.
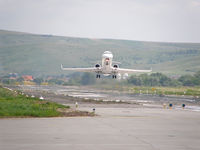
xmin=61 ymin=51 xmax=152 ymax=79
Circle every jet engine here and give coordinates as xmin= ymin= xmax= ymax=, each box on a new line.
xmin=113 ymin=64 xmax=119 ymax=68
xmin=95 ymin=64 xmax=101 ymax=68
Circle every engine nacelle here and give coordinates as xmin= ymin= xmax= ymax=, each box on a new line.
xmin=95 ymin=64 xmax=101 ymax=68
xmin=113 ymin=64 xmax=119 ymax=68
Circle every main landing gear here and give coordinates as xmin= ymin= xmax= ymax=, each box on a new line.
xmin=96 ymin=74 xmax=101 ymax=78
xmin=112 ymin=75 xmax=117 ymax=79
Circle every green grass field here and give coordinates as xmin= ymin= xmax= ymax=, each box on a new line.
xmin=0 ymin=86 xmax=70 ymax=117
xmin=93 ymin=83 xmax=200 ymax=97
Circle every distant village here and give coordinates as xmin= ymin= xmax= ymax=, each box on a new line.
xmin=1 ymin=71 xmax=200 ymax=87
xmin=0 ymin=73 xmax=69 ymax=85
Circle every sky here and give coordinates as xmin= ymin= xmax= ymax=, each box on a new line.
xmin=0 ymin=0 xmax=200 ymax=43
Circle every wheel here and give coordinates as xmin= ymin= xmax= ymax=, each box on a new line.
xmin=96 ymin=74 xmax=100 ymax=78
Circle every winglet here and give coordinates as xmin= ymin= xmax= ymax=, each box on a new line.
xmin=61 ymin=64 xmax=64 ymax=70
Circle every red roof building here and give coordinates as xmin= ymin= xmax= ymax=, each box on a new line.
xmin=22 ymin=75 xmax=33 ymax=81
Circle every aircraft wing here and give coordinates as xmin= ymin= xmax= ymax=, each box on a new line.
xmin=116 ymin=68 xmax=152 ymax=74
xmin=61 ymin=64 xmax=99 ymax=73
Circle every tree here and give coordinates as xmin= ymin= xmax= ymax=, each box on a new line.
xmin=193 ymin=71 xmax=200 ymax=85
xmin=127 ymin=73 xmax=180 ymax=86
xmin=80 ymin=73 xmax=96 ymax=85
xmin=127 ymin=75 xmax=142 ymax=86
xmin=33 ymin=78 xmax=44 ymax=85
xmin=48 ymin=79 xmax=64 ymax=85
xmin=178 ymin=75 xmax=194 ymax=86
xmin=16 ymin=77 xmax=24 ymax=82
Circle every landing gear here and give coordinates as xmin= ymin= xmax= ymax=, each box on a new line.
xmin=112 ymin=75 xmax=117 ymax=79
xmin=96 ymin=74 xmax=100 ymax=78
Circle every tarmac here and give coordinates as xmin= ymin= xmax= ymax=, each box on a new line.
xmin=1 ymin=106 xmax=200 ymax=150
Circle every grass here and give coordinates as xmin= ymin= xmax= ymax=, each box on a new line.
xmin=92 ymin=84 xmax=200 ymax=97
xmin=0 ymin=86 xmax=70 ymax=117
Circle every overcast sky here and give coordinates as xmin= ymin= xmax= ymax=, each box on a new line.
xmin=0 ymin=0 xmax=200 ymax=43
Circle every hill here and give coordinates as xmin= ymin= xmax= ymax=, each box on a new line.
xmin=0 ymin=29 xmax=200 ymax=76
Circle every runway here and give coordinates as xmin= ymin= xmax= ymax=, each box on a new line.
xmin=1 ymin=107 xmax=200 ymax=150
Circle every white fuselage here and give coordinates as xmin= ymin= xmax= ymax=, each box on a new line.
xmin=101 ymin=51 xmax=114 ymax=75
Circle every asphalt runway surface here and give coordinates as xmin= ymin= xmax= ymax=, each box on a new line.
xmin=15 ymin=85 xmax=200 ymax=111
xmin=1 ymin=85 xmax=200 ymax=150
xmin=1 ymin=107 xmax=200 ymax=150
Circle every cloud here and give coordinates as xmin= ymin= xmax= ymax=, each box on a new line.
xmin=191 ymin=0 xmax=200 ymax=7
xmin=0 ymin=0 xmax=200 ymax=42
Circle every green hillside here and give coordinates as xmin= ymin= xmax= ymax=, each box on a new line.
xmin=0 ymin=29 xmax=200 ymax=76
